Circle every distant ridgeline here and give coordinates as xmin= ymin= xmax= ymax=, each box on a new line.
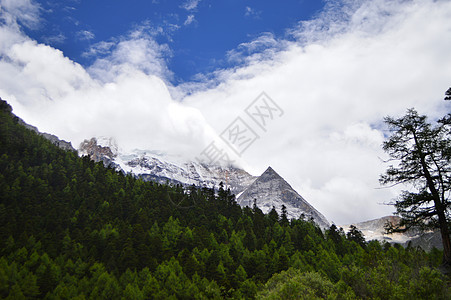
xmin=0 ymin=97 xmax=449 ymax=299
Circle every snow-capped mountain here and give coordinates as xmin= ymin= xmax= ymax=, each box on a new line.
xmin=79 ymin=137 xmax=330 ymax=229
xmin=79 ymin=137 xmax=257 ymax=195
xmin=237 ymin=166 xmax=330 ymax=229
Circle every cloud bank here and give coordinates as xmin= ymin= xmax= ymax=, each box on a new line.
xmin=0 ymin=0 xmax=41 ymax=29
xmin=0 ymin=0 xmax=215 ymax=158
xmin=1 ymin=0 xmax=451 ymax=224
xmin=182 ymin=0 xmax=451 ymax=223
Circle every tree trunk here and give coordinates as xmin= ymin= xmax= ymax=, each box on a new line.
xmin=415 ymin=133 xmax=451 ymax=268
xmin=437 ymin=209 xmax=451 ymax=268
xmin=422 ymin=159 xmax=451 ymax=266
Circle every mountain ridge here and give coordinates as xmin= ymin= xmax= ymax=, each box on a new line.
xmin=79 ymin=136 xmax=257 ymax=195
xmin=0 ymin=98 xmax=76 ymax=152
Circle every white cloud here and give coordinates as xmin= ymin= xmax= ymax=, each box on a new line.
xmin=76 ymin=30 xmax=95 ymax=41
xmin=181 ymin=1 xmax=200 ymax=28
xmin=226 ymin=32 xmax=285 ymax=64
xmin=0 ymin=0 xmax=41 ymax=29
xmin=1 ymin=0 xmax=451 ymax=225
xmin=182 ymin=0 xmax=451 ymax=224
xmin=0 ymin=13 xmax=215 ymax=159
xmin=43 ymin=33 xmax=66 ymax=44
xmin=184 ymin=14 xmax=195 ymax=26
xmin=181 ymin=0 xmax=201 ymax=11
xmin=83 ymin=41 xmax=115 ymax=57
xmin=86 ymin=28 xmax=173 ymax=82
xmin=244 ymin=6 xmax=261 ymax=19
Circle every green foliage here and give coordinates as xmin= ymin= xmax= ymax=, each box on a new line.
xmin=346 ymin=225 xmax=366 ymax=248
xmin=258 ymin=268 xmax=355 ymax=299
xmin=0 ymin=98 xmax=449 ymax=298
xmin=380 ymin=107 xmax=451 ymax=267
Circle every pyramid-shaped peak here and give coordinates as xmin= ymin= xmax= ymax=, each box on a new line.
xmin=238 ymin=165 xmax=330 ymax=229
xmin=264 ymin=166 xmax=275 ymax=173
xmin=261 ymin=166 xmax=282 ymax=177
xmin=257 ymin=166 xmax=286 ymax=183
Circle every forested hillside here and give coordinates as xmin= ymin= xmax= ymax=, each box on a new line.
xmin=0 ymin=98 xmax=449 ymax=299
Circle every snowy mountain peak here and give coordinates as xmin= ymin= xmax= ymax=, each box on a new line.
xmin=78 ymin=137 xmax=257 ymax=194
xmin=237 ymin=167 xmax=330 ymax=229
xmin=78 ymin=137 xmax=330 ymax=229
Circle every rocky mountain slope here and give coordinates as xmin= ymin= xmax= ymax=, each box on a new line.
xmin=237 ymin=167 xmax=330 ymax=229
xmin=79 ymin=138 xmax=330 ymax=228
xmin=79 ymin=137 xmax=119 ymax=169
xmin=342 ymin=216 xmax=443 ymax=250
xmin=405 ymin=231 xmax=443 ymax=251
xmin=341 ymin=216 xmax=417 ymax=244
xmin=15 ymin=115 xmax=75 ymax=151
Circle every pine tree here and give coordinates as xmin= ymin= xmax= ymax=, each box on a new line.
xmin=380 ymin=108 xmax=451 ymax=269
xmin=346 ymin=225 xmax=366 ymax=248
xmin=280 ymin=204 xmax=289 ymax=226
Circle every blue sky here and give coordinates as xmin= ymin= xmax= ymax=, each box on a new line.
xmin=25 ymin=0 xmax=325 ymax=83
xmin=1 ymin=0 xmax=451 ymax=224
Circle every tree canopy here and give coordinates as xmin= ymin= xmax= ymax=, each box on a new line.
xmin=380 ymin=89 xmax=451 ymax=269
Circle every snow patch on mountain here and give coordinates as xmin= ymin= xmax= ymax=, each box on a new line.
xmin=79 ymin=137 xmax=257 ymax=194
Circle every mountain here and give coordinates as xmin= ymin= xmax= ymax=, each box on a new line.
xmin=1 ymin=100 xmax=331 ymax=230
xmin=342 ymin=216 xmax=418 ymax=244
xmin=342 ymin=216 xmax=443 ymax=250
xmin=78 ymin=138 xmax=330 ymax=229
xmin=79 ymin=137 xmax=119 ymax=169
xmin=79 ymin=137 xmax=257 ymax=195
xmin=237 ymin=167 xmax=330 ymax=229
xmin=405 ymin=231 xmax=443 ymax=251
